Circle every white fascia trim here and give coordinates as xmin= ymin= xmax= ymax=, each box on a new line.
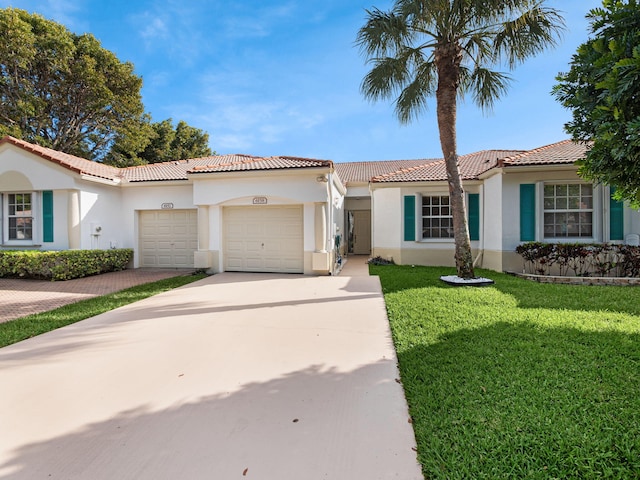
xmin=370 ymin=180 xmax=483 ymax=189
xmin=187 ymin=166 xmax=332 ymax=181
xmin=120 ymin=180 xmax=193 ymax=188
xmin=80 ymin=174 xmax=121 ymax=186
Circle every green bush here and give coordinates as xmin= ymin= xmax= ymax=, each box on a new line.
xmin=0 ymin=249 xmax=133 ymax=281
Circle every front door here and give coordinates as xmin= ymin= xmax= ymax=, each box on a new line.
xmin=352 ymin=210 xmax=371 ymax=255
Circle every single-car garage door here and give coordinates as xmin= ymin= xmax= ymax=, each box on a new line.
xmin=224 ymin=205 xmax=303 ymax=273
xmin=139 ymin=210 xmax=197 ymax=268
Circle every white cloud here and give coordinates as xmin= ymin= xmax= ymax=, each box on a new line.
xmin=221 ymin=2 xmax=298 ymax=39
xmin=213 ymin=133 xmax=254 ymax=152
xmin=139 ymin=14 xmax=168 ymax=40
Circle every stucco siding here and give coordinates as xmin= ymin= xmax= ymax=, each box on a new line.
xmin=193 ymin=174 xmax=328 ymax=206
xmin=0 ymin=147 xmax=82 ymax=190
xmin=78 ymin=184 xmax=124 ymax=250
xmin=372 ymin=188 xmax=402 ymax=252
xmin=483 ymin=174 xmax=502 ymax=252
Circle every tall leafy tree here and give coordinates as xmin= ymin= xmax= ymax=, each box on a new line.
xmin=0 ymin=8 xmax=146 ymax=160
xmin=105 ymin=118 xmax=213 ymax=166
xmin=170 ymin=120 xmax=212 ymax=161
xmin=554 ymin=0 xmax=640 ymax=206
xmin=357 ymin=0 xmax=564 ymax=278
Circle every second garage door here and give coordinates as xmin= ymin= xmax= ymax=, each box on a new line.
xmin=139 ymin=209 xmax=198 ymax=268
xmin=224 ymin=205 xmax=304 ymax=273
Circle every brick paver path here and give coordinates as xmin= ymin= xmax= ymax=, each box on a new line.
xmin=0 ymin=269 xmax=193 ymax=323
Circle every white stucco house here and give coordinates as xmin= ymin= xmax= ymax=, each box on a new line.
xmin=1 ymin=135 xmax=639 ymax=275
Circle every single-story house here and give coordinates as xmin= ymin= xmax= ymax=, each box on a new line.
xmin=1 ymin=135 xmax=639 ymax=275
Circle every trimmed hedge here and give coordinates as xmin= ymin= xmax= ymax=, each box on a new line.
xmin=515 ymin=242 xmax=640 ymax=277
xmin=0 ymin=249 xmax=133 ymax=281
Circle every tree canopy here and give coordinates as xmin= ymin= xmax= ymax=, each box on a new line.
xmin=0 ymin=8 xmax=213 ymax=164
xmin=357 ymin=0 xmax=564 ymax=278
xmin=106 ymin=119 xmax=213 ymax=167
xmin=554 ymin=0 xmax=640 ymax=206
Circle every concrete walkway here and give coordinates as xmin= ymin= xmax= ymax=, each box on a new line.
xmin=0 ymin=270 xmax=422 ymax=479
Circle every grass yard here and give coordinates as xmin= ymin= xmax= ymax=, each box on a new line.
xmin=371 ymin=265 xmax=640 ymax=479
xmin=0 ymin=273 xmax=207 ymax=348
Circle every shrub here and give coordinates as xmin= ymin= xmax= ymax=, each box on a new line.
xmin=516 ymin=242 xmax=640 ymax=277
xmin=0 ymin=249 xmax=133 ymax=281
xmin=367 ymin=256 xmax=395 ymax=266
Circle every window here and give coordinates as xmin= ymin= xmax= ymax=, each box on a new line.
xmin=422 ymin=195 xmax=453 ymax=239
xmin=543 ymin=183 xmax=593 ymax=238
xmin=7 ymin=193 xmax=33 ymax=240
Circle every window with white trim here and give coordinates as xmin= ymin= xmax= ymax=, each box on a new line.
xmin=8 ymin=193 xmax=33 ymax=240
xmin=543 ymin=183 xmax=593 ymax=238
xmin=422 ymin=195 xmax=453 ymax=239
xmin=2 ymin=192 xmax=41 ymax=244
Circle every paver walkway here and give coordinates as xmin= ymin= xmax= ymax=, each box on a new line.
xmin=0 ymin=269 xmax=193 ymax=323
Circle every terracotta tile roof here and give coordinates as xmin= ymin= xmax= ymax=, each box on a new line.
xmin=498 ymin=139 xmax=589 ymax=167
xmin=2 ymin=135 xmax=588 ymax=186
xmin=120 ymin=155 xmax=230 ymax=182
xmin=0 ymin=138 xmax=334 ymax=183
xmin=334 ymin=159 xmax=439 ymax=184
xmin=121 ymin=154 xmax=333 ymax=181
xmin=371 ymin=150 xmax=525 ymax=183
xmin=188 ymin=155 xmax=333 ymax=175
xmin=0 ymin=135 xmax=121 ymax=181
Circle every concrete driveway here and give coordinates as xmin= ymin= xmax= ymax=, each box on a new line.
xmin=0 ymin=271 xmax=422 ymax=479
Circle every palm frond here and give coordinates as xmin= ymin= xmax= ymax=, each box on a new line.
xmin=360 ymin=55 xmax=411 ymax=101
xmin=463 ymin=67 xmax=512 ymax=111
xmin=395 ymin=60 xmax=436 ymax=123
xmin=493 ymin=5 xmax=565 ymax=68
xmin=356 ymin=7 xmax=411 ymax=57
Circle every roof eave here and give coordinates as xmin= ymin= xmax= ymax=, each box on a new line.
xmin=501 ymin=162 xmax=577 ymax=172
xmin=80 ymin=174 xmax=121 ymax=185
xmin=120 ymin=178 xmax=192 ymax=186
xmin=186 ymin=165 xmax=333 ymax=179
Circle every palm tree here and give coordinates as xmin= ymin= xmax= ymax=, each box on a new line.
xmin=357 ymin=0 xmax=564 ymax=279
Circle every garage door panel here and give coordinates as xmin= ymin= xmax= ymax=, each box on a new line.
xmin=245 ymin=241 xmax=262 ymax=253
xmin=224 ymin=206 xmax=303 ymax=273
xmin=139 ymin=209 xmax=197 ymax=268
xmin=246 ymin=258 xmax=263 ymax=269
xmin=246 ymin=224 xmax=263 ymax=236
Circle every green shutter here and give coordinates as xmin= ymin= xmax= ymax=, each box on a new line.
xmin=404 ymin=195 xmax=416 ymax=241
xmin=520 ymin=184 xmax=536 ymax=241
xmin=610 ymin=187 xmax=624 ymax=241
xmin=468 ymin=193 xmax=480 ymax=241
xmin=42 ymin=190 xmax=54 ymax=243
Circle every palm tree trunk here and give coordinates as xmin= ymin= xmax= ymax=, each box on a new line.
xmin=435 ymin=46 xmax=475 ymax=279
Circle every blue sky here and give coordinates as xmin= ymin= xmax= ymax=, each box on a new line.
xmin=1 ymin=0 xmax=602 ymax=162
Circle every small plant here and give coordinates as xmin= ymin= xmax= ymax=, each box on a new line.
xmin=367 ymin=256 xmax=395 ymax=266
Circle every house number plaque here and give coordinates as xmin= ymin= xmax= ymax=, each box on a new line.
xmin=161 ymin=203 xmax=174 ymax=209
xmin=252 ymin=197 xmax=268 ymax=205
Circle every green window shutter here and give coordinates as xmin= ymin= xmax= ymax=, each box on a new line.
xmin=468 ymin=193 xmax=480 ymax=241
xmin=520 ymin=184 xmax=536 ymax=241
xmin=610 ymin=187 xmax=624 ymax=241
xmin=42 ymin=190 xmax=54 ymax=243
xmin=404 ymin=195 xmax=416 ymax=241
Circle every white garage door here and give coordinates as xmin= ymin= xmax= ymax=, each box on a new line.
xmin=139 ymin=210 xmax=197 ymax=268
xmin=224 ymin=205 xmax=304 ymax=273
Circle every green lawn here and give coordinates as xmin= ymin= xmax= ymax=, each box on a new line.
xmin=371 ymin=265 xmax=640 ymax=479
xmin=0 ymin=273 xmax=207 ymax=348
